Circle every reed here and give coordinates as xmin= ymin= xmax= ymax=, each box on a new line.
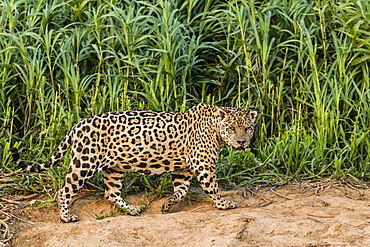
xmin=1 ymin=0 xmax=369 ymax=193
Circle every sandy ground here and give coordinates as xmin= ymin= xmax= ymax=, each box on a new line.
xmin=6 ymin=179 xmax=370 ymax=247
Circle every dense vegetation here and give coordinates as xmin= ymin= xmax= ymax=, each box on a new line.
xmin=1 ymin=0 xmax=369 ymax=193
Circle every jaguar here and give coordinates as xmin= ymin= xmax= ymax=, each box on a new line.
xmin=11 ymin=103 xmax=257 ymax=223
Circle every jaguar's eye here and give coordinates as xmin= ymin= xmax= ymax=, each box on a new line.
xmin=230 ymin=127 xmax=236 ymax=132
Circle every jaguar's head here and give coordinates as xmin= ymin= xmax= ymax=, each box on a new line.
xmin=219 ymin=107 xmax=257 ymax=152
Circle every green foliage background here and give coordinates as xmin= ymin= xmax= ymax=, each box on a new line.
xmin=1 ymin=0 xmax=370 ymax=191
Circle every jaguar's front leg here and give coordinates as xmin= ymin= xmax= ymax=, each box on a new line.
xmin=161 ymin=169 xmax=192 ymax=213
xmin=189 ymin=159 xmax=238 ymax=210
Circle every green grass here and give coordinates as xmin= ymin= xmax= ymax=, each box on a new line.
xmin=1 ymin=0 xmax=370 ymax=194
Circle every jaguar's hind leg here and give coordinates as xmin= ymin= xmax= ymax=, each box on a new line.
xmin=59 ymin=160 xmax=97 ymax=223
xmin=102 ymin=168 xmax=142 ymax=215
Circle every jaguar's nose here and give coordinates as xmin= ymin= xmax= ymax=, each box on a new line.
xmin=237 ymin=140 xmax=246 ymax=146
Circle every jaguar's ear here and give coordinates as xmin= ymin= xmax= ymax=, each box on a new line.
xmin=218 ymin=108 xmax=228 ymax=120
xmin=248 ymin=111 xmax=257 ymax=123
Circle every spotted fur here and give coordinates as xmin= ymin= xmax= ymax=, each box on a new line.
xmin=11 ymin=103 xmax=257 ymax=223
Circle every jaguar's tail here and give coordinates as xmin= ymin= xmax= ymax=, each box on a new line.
xmin=11 ymin=132 xmax=73 ymax=173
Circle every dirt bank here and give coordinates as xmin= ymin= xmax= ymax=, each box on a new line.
xmin=8 ymin=180 xmax=370 ymax=246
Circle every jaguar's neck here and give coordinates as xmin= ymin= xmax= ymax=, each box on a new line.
xmin=183 ymin=104 xmax=224 ymax=150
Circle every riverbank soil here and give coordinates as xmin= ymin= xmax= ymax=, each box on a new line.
xmin=3 ymin=179 xmax=370 ymax=247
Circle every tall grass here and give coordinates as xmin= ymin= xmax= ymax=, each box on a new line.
xmin=0 ymin=0 xmax=369 ymax=192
